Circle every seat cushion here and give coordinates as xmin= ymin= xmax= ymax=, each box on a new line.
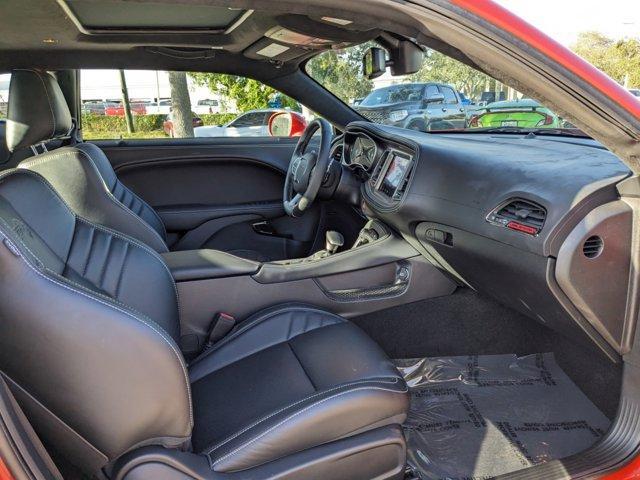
xmin=188 ymin=305 xmax=409 ymax=472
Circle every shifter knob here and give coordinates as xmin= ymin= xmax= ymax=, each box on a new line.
xmin=325 ymin=230 xmax=344 ymax=254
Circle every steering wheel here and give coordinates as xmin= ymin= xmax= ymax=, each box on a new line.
xmin=283 ymin=118 xmax=333 ymax=217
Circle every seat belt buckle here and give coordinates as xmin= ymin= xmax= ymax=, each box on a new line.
xmin=206 ymin=312 xmax=236 ymax=348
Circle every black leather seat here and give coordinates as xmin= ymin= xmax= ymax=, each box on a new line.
xmin=0 ymin=167 xmax=409 ymax=477
xmin=6 ymin=69 xmax=267 ymax=260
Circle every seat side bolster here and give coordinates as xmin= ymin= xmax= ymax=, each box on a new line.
xmin=74 ymin=143 xmax=167 ymax=240
xmin=19 ymin=147 xmax=168 ymax=253
xmin=205 ymin=379 xmax=409 ymax=472
xmin=0 ymin=231 xmax=192 ymax=464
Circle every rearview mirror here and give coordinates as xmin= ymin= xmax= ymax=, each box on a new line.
xmin=363 ymin=47 xmax=387 ymax=80
xmin=425 ymin=93 xmax=445 ymax=104
xmin=363 ymin=39 xmax=423 ymax=80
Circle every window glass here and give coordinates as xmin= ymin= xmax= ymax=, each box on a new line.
xmin=360 ymin=84 xmax=424 ymax=106
xmin=425 ymin=85 xmax=439 ymax=98
xmin=0 ymin=73 xmax=10 ymax=119
xmin=441 ymin=86 xmax=458 ymax=104
xmin=228 ymin=111 xmax=269 ymax=128
xmin=307 ymin=45 xmax=582 ymax=135
xmin=80 ymin=70 xmax=312 ymax=139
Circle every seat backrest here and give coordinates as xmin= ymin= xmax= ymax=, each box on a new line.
xmin=0 ymin=169 xmax=192 ymax=473
xmin=7 ymin=70 xmax=169 ymax=253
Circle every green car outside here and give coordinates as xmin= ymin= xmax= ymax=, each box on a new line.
xmin=467 ymin=98 xmax=561 ymax=129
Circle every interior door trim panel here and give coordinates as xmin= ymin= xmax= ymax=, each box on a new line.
xmin=90 ymin=138 xmax=321 ymax=260
xmin=94 ymin=138 xmax=299 ymax=175
xmin=156 ymin=201 xmax=285 ymax=231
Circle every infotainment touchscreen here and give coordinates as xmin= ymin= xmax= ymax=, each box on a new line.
xmin=379 ymin=153 xmax=411 ymax=196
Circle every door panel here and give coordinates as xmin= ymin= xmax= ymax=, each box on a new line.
xmin=116 ymin=159 xmax=284 ymax=208
xmin=91 ymin=137 xmax=320 ymax=260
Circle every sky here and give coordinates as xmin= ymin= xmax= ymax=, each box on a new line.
xmin=494 ymin=0 xmax=640 ymax=46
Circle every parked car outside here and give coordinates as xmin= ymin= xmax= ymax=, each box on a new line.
xmin=104 ymin=102 xmax=147 ymax=116
xmin=194 ymin=109 xmax=303 ymax=137
xmin=466 ymin=98 xmax=562 ymax=128
xmin=145 ymin=99 xmax=172 ymax=115
xmin=630 ymin=89 xmax=640 ymax=98
xmin=81 ymin=100 xmax=107 ymax=115
xmin=354 ymin=82 xmax=466 ymax=131
xmin=162 ymin=112 xmax=204 ymax=137
xmin=458 ymin=91 xmax=474 ymax=106
xmin=192 ymin=98 xmax=221 ymax=115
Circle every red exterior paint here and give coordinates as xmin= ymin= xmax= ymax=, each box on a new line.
xmin=267 ymin=111 xmax=308 ymax=137
xmin=450 ymin=0 xmax=640 ymax=120
xmin=0 ymin=458 xmax=14 ymax=480
xmin=599 ymin=454 xmax=640 ymax=480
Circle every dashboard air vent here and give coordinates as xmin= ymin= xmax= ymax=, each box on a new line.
xmin=487 ymin=198 xmax=546 ymax=235
xmin=583 ymin=235 xmax=603 ymax=258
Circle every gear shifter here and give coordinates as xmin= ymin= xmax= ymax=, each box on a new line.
xmin=325 ymin=230 xmax=344 ymax=255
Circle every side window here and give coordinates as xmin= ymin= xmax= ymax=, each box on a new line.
xmin=425 ymin=85 xmax=440 ymax=100
xmin=441 ymin=87 xmax=458 ymax=104
xmin=228 ymin=112 xmax=267 ymax=128
xmin=80 ymin=70 xmax=309 ymax=140
xmin=0 ymin=73 xmax=10 ymax=119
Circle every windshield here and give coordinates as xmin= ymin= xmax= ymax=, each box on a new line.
xmin=360 ymin=84 xmax=425 ymax=106
xmin=306 ymin=44 xmax=588 ymax=137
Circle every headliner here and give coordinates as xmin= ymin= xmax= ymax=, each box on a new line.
xmin=0 ymin=0 xmax=395 ymax=80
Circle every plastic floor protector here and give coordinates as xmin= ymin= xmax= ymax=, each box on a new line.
xmin=396 ymin=353 xmax=610 ymax=479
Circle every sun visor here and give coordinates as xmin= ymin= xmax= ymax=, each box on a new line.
xmin=244 ymin=38 xmax=307 ymax=61
xmin=57 ymin=0 xmax=253 ymax=34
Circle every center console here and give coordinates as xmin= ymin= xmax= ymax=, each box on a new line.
xmin=161 ymin=220 xmax=456 ymax=356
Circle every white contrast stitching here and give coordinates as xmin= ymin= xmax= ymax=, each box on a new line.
xmin=193 ymin=305 xmax=344 ymax=369
xmin=8 ymin=167 xmax=180 ymax=320
xmin=210 ymin=385 xmax=408 ymax=468
xmin=76 ymin=217 xmax=182 ymax=322
xmin=19 ymin=148 xmax=169 ymax=252
xmin=0 ymin=221 xmax=194 ymax=427
xmin=204 ymin=377 xmax=400 ymax=455
xmin=0 ymin=169 xmax=192 ymax=425
xmin=210 ymin=305 xmax=344 ymax=352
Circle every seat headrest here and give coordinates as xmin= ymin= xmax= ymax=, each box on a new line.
xmin=6 ymin=70 xmax=73 ymax=152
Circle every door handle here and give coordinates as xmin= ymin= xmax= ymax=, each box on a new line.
xmin=441 ymin=108 xmax=447 ymax=112
xmin=252 ymin=220 xmax=292 ymax=239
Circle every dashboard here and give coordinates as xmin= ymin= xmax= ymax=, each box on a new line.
xmin=338 ymin=129 xmax=418 ymax=209
xmin=334 ymin=121 xmax=634 ymax=360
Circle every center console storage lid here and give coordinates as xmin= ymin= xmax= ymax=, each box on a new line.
xmin=161 ymin=249 xmax=260 ymax=282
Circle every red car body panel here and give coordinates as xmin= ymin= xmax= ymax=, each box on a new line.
xmin=605 ymin=454 xmax=640 ymax=479
xmin=104 ymin=104 xmax=147 ymax=116
xmin=0 ymin=458 xmax=13 ymax=480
